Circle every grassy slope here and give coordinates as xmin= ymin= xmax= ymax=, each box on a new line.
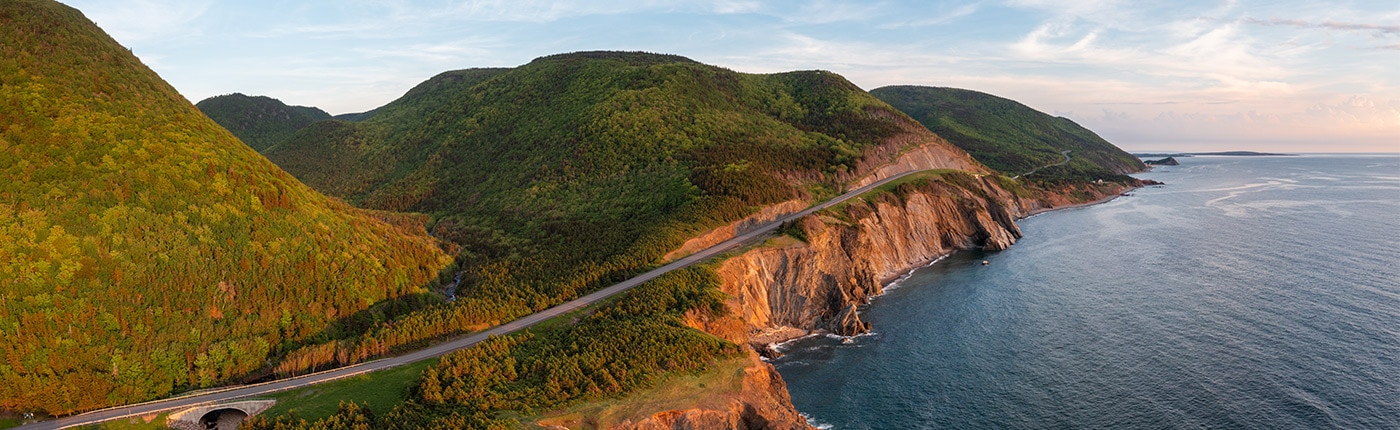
xmin=871 ymin=85 xmax=1145 ymax=181
xmin=530 ymin=354 xmax=751 ymax=428
xmin=195 ymin=93 xmax=332 ymax=152
xmin=0 ymin=0 xmax=452 ymax=415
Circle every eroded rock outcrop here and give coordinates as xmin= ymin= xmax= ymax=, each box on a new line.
xmin=849 ymin=142 xmax=986 ymax=188
xmin=614 ymin=137 xmax=1137 ymax=428
xmin=614 ymin=353 xmax=810 ymax=430
xmin=664 ymin=200 xmax=810 ymax=262
xmin=716 ymin=176 xmax=1030 ymax=342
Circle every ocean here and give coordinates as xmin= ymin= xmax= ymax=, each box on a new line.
xmin=773 ymin=154 xmax=1400 ymax=429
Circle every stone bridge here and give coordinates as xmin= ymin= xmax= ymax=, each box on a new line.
xmin=165 ymin=400 xmax=275 ymax=430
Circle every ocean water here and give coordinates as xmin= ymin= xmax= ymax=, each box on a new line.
xmin=774 ymin=154 xmax=1400 ymax=429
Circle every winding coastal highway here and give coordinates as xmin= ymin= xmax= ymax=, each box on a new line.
xmin=19 ymin=168 xmax=926 ymax=430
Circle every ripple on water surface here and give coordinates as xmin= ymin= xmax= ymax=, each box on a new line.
xmin=775 ymin=155 xmax=1400 ymax=429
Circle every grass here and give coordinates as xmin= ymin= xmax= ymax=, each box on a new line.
xmin=528 ymin=355 xmax=751 ymax=429
xmin=872 ymin=169 xmax=958 ymax=193
xmin=761 ymin=234 xmax=803 ymax=249
xmin=258 ymin=359 xmax=438 ymax=421
xmin=822 ymin=169 xmax=958 ymax=215
xmin=73 ymin=413 xmax=170 ymax=430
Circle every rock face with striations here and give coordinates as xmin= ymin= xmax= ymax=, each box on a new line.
xmin=716 ymin=175 xmax=1029 ymax=340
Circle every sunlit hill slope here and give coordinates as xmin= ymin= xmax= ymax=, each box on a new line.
xmin=0 ymin=0 xmax=452 ymax=415
xmin=872 ymin=85 xmax=1146 ymax=182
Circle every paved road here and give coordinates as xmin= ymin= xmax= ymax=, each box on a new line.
xmin=18 ymin=169 xmax=924 ymax=430
xmin=1014 ymin=150 xmax=1071 ymax=179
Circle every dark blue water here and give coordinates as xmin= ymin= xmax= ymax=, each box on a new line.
xmin=775 ymin=155 xmax=1400 ymax=429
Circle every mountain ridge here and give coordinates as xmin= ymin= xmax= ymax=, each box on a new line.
xmin=195 ymin=93 xmax=332 ymax=152
xmin=871 ymin=85 xmax=1146 ymax=181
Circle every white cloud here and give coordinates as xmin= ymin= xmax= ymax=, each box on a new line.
xmin=68 ymin=0 xmax=212 ymax=42
xmin=354 ymin=38 xmax=501 ymax=64
xmin=1073 ymin=94 xmax=1400 ymax=151
xmin=62 ymin=0 xmax=1400 ymax=152
xmin=878 ymin=3 xmax=980 ymax=28
xmin=421 ymin=0 xmax=763 ymax=23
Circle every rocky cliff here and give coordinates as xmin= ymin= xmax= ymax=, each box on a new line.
xmin=715 ymin=175 xmax=1032 ymax=345
xmin=614 ymin=353 xmax=809 ymax=430
xmin=599 ymin=142 xmax=1136 ymax=428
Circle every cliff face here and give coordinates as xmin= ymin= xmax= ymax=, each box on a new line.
xmin=615 ymin=353 xmax=809 ymax=430
xmin=716 ymin=177 xmax=1030 ymax=340
xmin=620 ymin=175 xmax=1134 ymax=429
xmin=664 ymin=200 xmax=810 ymax=262
xmin=608 ymin=139 xmax=1135 ymax=428
xmin=850 ymin=142 xmax=987 ymax=188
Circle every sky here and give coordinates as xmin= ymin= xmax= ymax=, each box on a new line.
xmin=63 ymin=0 xmax=1400 ymax=152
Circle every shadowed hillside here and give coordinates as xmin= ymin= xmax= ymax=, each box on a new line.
xmin=872 ymin=85 xmax=1145 ymax=182
xmin=0 ymin=0 xmax=451 ymax=415
xmin=195 ymin=93 xmax=331 ymax=151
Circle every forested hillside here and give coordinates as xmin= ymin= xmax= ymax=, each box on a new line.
xmin=248 ymin=267 xmax=741 ymax=429
xmin=872 ymin=86 xmax=1145 ymax=182
xmin=257 ymin=51 xmax=973 ymax=376
xmin=0 ymin=0 xmax=452 ymax=415
xmin=195 ymin=93 xmax=332 ymax=151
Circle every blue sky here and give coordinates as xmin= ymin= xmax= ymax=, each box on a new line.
xmin=64 ymin=0 xmax=1399 ymax=152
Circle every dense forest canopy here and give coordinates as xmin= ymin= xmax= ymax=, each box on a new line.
xmin=253 ymin=50 xmax=970 ymax=378
xmin=0 ymin=0 xmax=452 ymax=415
xmin=872 ymin=85 xmax=1145 ymax=183
xmin=195 ymin=93 xmax=332 ymax=152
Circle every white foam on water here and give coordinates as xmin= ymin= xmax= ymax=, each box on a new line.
xmin=882 ymin=254 xmax=949 ymax=293
xmin=800 ymin=412 xmax=835 ymax=430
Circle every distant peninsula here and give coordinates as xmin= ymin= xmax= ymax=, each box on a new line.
xmin=1193 ymin=151 xmax=1296 ymax=156
xmin=1134 ymin=151 xmax=1295 ymax=158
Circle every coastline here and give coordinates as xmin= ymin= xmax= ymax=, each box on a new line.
xmin=754 ymin=183 xmax=1140 ymax=353
xmin=1023 ymin=184 xmax=1139 ymax=218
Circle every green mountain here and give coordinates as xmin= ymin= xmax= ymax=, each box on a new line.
xmin=195 ymin=93 xmax=332 ymax=151
xmin=254 ymin=51 xmax=972 ymax=373
xmin=871 ymin=85 xmax=1145 ymax=182
xmin=326 ymin=68 xmax=512 ymax=123
xmin=0 ymin=0 xmax=452 ymax=415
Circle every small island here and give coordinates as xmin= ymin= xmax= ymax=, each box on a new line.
xmin=1144 ymin=156 xmax=1180 ymax=166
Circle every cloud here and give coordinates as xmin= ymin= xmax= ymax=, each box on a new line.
xmin=694 ymin=0 xmax=764 ymax=14
xmin=710 ymin=31 xmax=976 ymax=77
xmin=878 ymin=3 xmax=980 ymax=29
xmin=1075 ymin=94 xmax=1400 ymax=150
xmin=777 ymin=0 xmax=885 ymax=24
xmin=69 ymin=0 xmax=1397 ymax=152
xmin=354 ymin=38 xmax=501 ymax=64
xmin=69 ymin=0 xmax=212 ymax=42
xmin=425 ymin=0 xmax=763 ymax=23
xmin=1244 ymin=18 xmax=1400 ymax=35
